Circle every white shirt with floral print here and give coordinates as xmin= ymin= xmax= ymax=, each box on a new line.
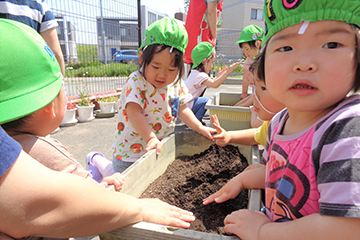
xmin=112 ymin=70 xmax=192 ymax=162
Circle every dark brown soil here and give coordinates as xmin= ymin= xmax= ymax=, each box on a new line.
xmin=140 ymin=144 xmax=249 ymax=235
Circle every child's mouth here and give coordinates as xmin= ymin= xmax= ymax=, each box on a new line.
xmin=291 ymin=84 xmax=314 ymax=89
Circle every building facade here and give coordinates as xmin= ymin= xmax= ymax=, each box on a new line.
xmin=217 ymin=0 xmax=264 ymax=63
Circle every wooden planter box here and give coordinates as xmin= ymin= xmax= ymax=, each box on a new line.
xmin=100 ymin=132 xmax=261 ymax=240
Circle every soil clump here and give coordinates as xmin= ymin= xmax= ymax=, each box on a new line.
xmin=140 ymin=144 xmax=249 ymax=235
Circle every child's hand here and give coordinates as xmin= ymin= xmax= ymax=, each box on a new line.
xmin=218 ymin=66 xmax=228 ymax=76
xmin=211 ymin=115 xmax=231 ymax=147
xmin=197 ymin=125 xmax=216 ymax=141
xmin=145 ymin=137 xmax=162 ymax=156
xmin=101 ymin=172 xmax=125 ymax=191
xmin=203 ymin=173 xmax=243 ymax=205
xmin=224 ymin=209 xmax=270 ymax=240
xmin=227 ymin=62 xmax=240 ymax=74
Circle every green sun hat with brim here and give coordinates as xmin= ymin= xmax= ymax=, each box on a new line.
xmin=0 ymin=19 xmax=63 ymax=125
xmin=263 ymin=0 xmax=360 ymax=45
xmin=191 ymin=42 xmax=214 ymax=69
xmin=236 ymin=25 xmax=264 ymax=44
xmin=138 ymin=17 xmax=188 ymax=54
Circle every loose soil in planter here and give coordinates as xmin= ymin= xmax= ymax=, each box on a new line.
xmin=140 ymin=144 xmax=249 ymax=235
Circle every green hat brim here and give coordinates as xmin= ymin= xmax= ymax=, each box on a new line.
xmin=0 ymin=78 xmax=63 ymax=124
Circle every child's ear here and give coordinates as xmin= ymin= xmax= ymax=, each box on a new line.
xmin=138 ymin=50 xmax=143 ymax=64
xmin=256 ymin=40 xmax=262 ymax=49
xmin=41 ymin=101 xmax=56 ymax=118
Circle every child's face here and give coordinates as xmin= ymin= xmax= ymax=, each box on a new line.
xmin=143 ymin=46 xmax=179 ymax=88
xmin=241 ymin=42 xmax=259 ymax=59
xmin=53 ymin=87 xmax=66 ymax=128
xmin=265 ymin=20 xmax=356 ymax=115
xmin=204 ymin=55 xmax=215 ymax=75
xmin=252 ymin=77 xmax=285 ymax=121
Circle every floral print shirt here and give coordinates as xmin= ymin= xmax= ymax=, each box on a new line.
xmin=112 ymin=71 xmax=192 ymax=162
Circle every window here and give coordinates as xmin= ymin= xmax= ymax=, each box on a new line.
xmin=251 ymin=9 xmax=263 ymax=20
xmin=148 ymin=12 xmax=157 ymax=26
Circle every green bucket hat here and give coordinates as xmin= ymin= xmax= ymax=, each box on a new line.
xmin=263 ymin=0 xmax=360 ymax=45
xmin=0 ymin=19 xmax=63 ymax=125
xmin=236 ymin=25 xmax=264 ymax=44
xmin=138 ymin=17 xmax=188 ymax=53
xmin=191 ymin=42 xmax=214 ymax=69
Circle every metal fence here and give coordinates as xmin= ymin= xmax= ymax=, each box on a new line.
xmin=47 ymin=0 xmax=139 ymax=96
xmin=45 ymin=0 xmax=264 ymax=97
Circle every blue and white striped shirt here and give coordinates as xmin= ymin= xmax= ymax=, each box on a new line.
xmin=0 ymin=0 xmax=57 ymax=33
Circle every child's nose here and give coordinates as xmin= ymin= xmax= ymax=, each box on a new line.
xmin=293 ymin=55 xmax=317 ymax=72
xmin=158 ymin=69 xmax=167 ymax=78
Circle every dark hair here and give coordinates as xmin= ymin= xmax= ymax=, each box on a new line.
xmin=239 ymin=40 xmax=260 ymax=50
xmin=139 ymin=44 xmax=184 ymax=84
xmin=353 ymin=25 xmax=360 ymax=92
xmin=1 ymin=114 xmax=32 ymax=132
xmin=256 ymin=24 xmax=360 ymax=93
xmin=249 ymin=55 xmax=263 ymax=82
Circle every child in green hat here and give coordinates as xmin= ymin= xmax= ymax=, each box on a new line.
xmin=234 ymin=24 xmax=265 ymax=128
xmin=204 ymin=0 xmax=360 ymax=239
xmin=185 ymin=41 xmax=239 ymax=123
xmin=112 ymin=17 xmax=216 ymax=172
xmin=235 ymin=25 xmax=264 ymax=103
xmin=0 ymin=18 xmax=124 ymax=194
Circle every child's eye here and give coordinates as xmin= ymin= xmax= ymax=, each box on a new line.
xmin=152 ymin=65 xmax=159 ymax=69
xmin=278 ymin=46 xmax=292 ymax=52
xmin=168 ymin=68 xmax=176 ymax=72
xmin=324 ymin=42 xmax=341 ymax=49
xmin=261 ymin=86 xmax=267 ymax=91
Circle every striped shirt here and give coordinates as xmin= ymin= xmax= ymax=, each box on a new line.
xmin=262 ymin=94 xmax=360 ymax=222
xmin=0 ymin=0 xmax=57 ymax=33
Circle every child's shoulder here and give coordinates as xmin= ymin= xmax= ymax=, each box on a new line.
xmin=128 ymin=70 xmax=144 ymax=80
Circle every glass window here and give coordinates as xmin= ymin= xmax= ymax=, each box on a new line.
xmin=251 ymin=9 xmax=263 ymax=20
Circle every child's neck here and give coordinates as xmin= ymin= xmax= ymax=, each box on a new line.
xmin=282 ymin=107 xmax=334 ymax=135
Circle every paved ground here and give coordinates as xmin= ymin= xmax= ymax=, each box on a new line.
xmin=52 ymin=78 xmax=243 ymax=168
xmin=50 ymin=78 xmax=243 ymax=240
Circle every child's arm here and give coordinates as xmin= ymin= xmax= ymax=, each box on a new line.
xmin=126 ymin=102 xmax=162 ymax=155
xmin=202 ymin=62 xmax=239 ymax=89
xmin=212 ymin=115 xmax=259 ymax=146
xmin=225 ymin=211 xmax=360 ymax=240
xmin=241 ymin=68 xmax=251 ymax=100
xmin=203 ymin=164 xmax=265 ymax=205
xmin=177 ymin=105 xmax=216 ymax=141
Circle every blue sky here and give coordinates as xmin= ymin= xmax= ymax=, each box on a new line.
xmin=141 ymin=0 xmax=184 ymax=17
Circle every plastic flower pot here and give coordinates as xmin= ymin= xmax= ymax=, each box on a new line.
xmin=61 ymin=108 xmax=78 ymax=126
xmin=99 ymin=101 xmax=115 ymax=113
xmin=76 ymin=104 xmax=95 ymax=122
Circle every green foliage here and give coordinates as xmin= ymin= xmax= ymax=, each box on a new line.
xmin=73 ymin=82 xmax=92 ymax=106
xmin=76 ymin=45 xmax=98 ymax=63
xmin=185 ymin=0 xmax=190 ymax=13
xmin=65 ymin=61 xmax=137 ymax=78
xmin=97 ymin=95 xmax=119 ymax=103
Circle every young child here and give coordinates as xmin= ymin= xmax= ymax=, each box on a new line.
xmin=235 ymin=25 xmax=264 ymax=103
xmin=211 ymin=58 xmax=285 ymax=147
xmin=112 ymin=17 xmax=216 ymax=172
xmin=234 ymin=25 xmax=264 ymax=128
xmin=0 ymin=19 xmax=124 ymax=192
xmin=185 ymin=41 xmax=239 ymax=123
xmin=205 ymin=1 xmax=360 ymax=239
